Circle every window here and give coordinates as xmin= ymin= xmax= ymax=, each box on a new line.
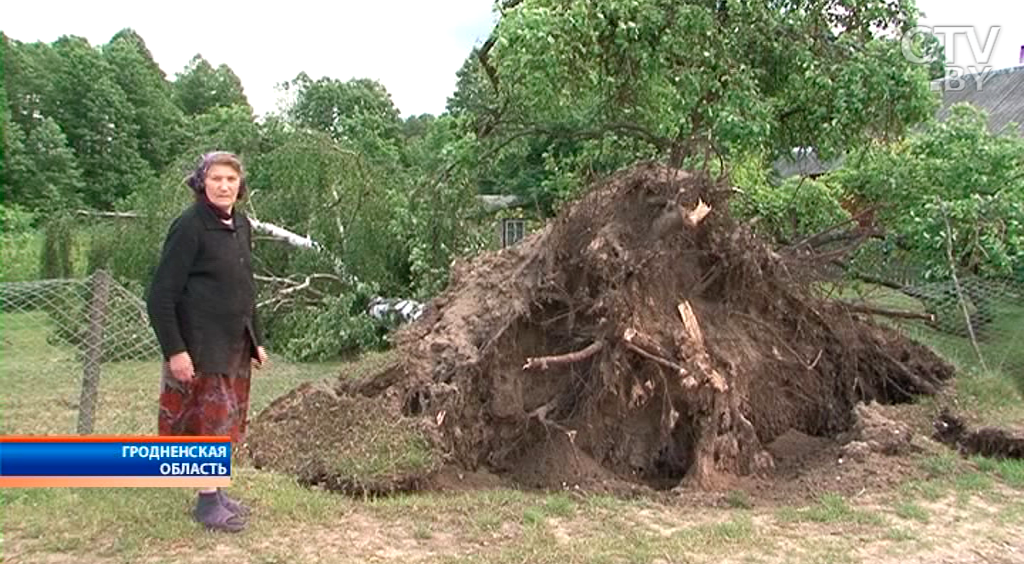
xmin=501 ymin=218 xmax=527 ymax=248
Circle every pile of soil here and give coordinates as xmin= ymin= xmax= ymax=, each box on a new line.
xmin=247 ymin=162 xmax=955 ymax=495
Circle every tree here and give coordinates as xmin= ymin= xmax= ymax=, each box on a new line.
xmin=103 ymin=29 xmax=187 ymax=171
xmin=1 ymin=45 xmax=12 ymax=200
xmin=4 ymin=116 xmax=85 ymax=210
xmin=446 ymin=51 xmax=498 ymax=136
xmin=47 ymin=35 xmax=152 ymax=210
xmin=173 ymin=54 xmax=252 ymax=117
xmin=2 ymin=35 xmax=61 ymax=138
xmin=185 ymin=104 xmax=263 ymax=158
xmin=832 ymin=104 xmax=1024 ymax=279
xmin=453 ymin=0 xmax=939 ymax=204
xmin=283 ymin=74 xmax=405 ymax=164
xmin=402 ymin=113 xmax=436 ymax=140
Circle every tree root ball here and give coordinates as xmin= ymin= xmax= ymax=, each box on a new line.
xmin=247 ymin=163 xmax=954 ymax=494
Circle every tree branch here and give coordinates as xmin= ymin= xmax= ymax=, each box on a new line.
xmin=940 ymin=199 xmax=989 ymax=373
xmin=523 ymin=340 xmax=605 ymax=371
xmin=838 ymin=301 xmax=935 ymax=322
xmin=622 ymin=328 xmax=688 ymax=375
xmin=254 ymin=273 xmax=344 ymax=309
xmin=75 ymin=210 xmax=141 ymax=219
xmin=477 ymin=36 xmax=501 ymax=96
xmin=784 ymin=204 xmax=883 ymax=252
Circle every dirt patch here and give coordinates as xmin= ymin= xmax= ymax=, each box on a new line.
xmin=247 ymin=162 xmax=954 ymax=497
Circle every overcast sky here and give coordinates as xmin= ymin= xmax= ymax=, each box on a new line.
xmin=2 ymin=0 xmax=1020 ymax=119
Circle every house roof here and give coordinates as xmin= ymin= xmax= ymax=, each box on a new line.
xmin=772 ymin=147 xmax=845 ymax=180
xmin=934 ymin=65 xmax=1024 ymax=136
xmin=476 ymin=194 xmax=522 ymax=213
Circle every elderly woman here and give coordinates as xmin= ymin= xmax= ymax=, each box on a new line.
xmin=146 ymin=151 xmax=268 ymax=533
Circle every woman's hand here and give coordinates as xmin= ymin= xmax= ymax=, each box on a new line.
xmin=253 ymin=346 xmax=269 ymax=369
xmin=168 ymin=351 xmax=195 ymax=383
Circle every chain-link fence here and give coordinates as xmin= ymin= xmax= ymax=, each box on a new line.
xmin=832 ymin=260 xmax=1024 ymax=381
xmin=0 ymin=271 xmax=391 ymax=437
xmin=1 ymin=271 xmax=163 ymax=435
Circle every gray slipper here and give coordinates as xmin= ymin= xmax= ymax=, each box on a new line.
xmin=217 ymin=489 xmax=251 ymax=517
xmin=194 ymin=492 xmax=246 ymax=533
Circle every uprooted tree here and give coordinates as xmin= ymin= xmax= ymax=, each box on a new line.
xmin=247 ymin=163 xmax=953 ymax=494
xmin=245 ymin=0 xmax=955 ymax=494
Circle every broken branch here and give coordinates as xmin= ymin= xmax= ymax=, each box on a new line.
xmin=623 ymin=328 xmax=688 ymax=376
xmin=528 ymin=398 xmax=578 ymax=442
xmin=677 ymin=302 xmax=729 ymax=392
xmin=523 ymin=340 xmax=604 ymax=371
xmin=784 ymin=204 xmax=883 ymax=251
xmin=677 ymin=301 xmax=705 ymax=348
xmin=682 ymin=199 xmax=712 ymax=228
xmin=624 ymin=342 xmax=689 ymax=375
xmin=883 ymin=353 xmax=938 ymax=396
xmin=255 ymin=273 xmax=343 ymax=309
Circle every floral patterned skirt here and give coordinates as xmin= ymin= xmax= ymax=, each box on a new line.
xmin=157 ymin=336 xmax=252 ymax=444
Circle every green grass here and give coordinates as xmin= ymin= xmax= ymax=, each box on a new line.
xmin=885 ymin=527 xmax=918 ymax=542
xmin=972 ymin=456 xmax=1024 ymax=489
xmin=777 ymin=494 xmax=887 ymax=527
xmin=919 ymin=452 xmax=961 ymax=479
xmin=542 ymin=493 xmax=576 ymax=517
xmin=0 ymin=466 xmax=353 ymax=561
xmin=899 ymin=479 xmax=947 ymax=502
xmin=893 ymin=501 xmax=930 ymax=523
xmin=997 ymin=502 xmax=1024 ymax=525
xmin=522 ymin=505 xmax=547 ymax=526
xmin=953 ymin=471 xmax=994 ymax=493
xmin=726 ymin=489 xmax=754 ymax=509
xmin=440 ymin=512 xmax=763 ymax=564
xmin=898 ymin=452 xmax=1011 ymax=508
xmin=323 ymin=422 xmax=438 ymax=484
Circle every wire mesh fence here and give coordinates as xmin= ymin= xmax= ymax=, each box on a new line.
xmin=831 ymin=260 xmax=1024 ymax=381
xmin=0 ymin=271 xmax=392 ymax=437
xmin=1 ymin=271 xmax=162 ymax=435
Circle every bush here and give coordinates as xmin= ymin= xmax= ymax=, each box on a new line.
xmin=0 ymin=231 xmax=41 ymax=283
xmin=40 ymin=214 xmax=76 ymax=280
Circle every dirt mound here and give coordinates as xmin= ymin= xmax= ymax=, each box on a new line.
xmin=247 ymin=379 xmax=443 ymax=494
xmin=247 ymin=162 xmax=954 ymax=494
xmin=838 ymin=401 xmax=917 ymax=460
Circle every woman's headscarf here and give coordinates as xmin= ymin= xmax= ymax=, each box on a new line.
xmin=184 ymin=152 xmax=247 ymax=220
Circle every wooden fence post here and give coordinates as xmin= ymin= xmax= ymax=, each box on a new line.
xmin=77 ymin=270 xmax=111 ymax=435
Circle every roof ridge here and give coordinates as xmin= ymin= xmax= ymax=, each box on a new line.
xmin=931 ymin=64 xmax=1024 ymax=85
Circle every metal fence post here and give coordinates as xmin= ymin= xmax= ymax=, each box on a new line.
xmin=77 ymin=270 xmax=111 ymax=434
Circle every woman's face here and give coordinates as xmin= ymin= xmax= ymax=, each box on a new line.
xmin=204 ymin=163 xmax=241 ymax=212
